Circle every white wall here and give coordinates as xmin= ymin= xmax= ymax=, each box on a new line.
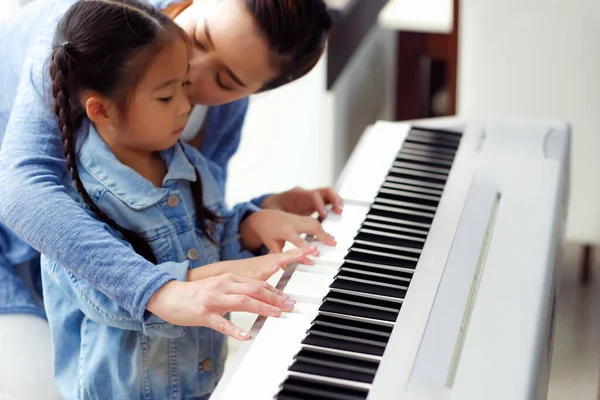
xmin=458 ymin=0 xmax=600 ymax=243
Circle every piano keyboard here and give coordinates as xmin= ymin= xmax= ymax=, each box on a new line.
xmin=274 ymin=127 xmax=463 ymax=400
xmin=213 ymin=117 xmax=571 ymax=400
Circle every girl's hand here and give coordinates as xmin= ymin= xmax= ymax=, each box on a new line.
xmin=146 ymin=272 xmax=296 ymax=341
xmin=261 ymin=186 xmax=344 ymax=219
xmin=187 ymin=246 xmax=319 ymax=281
xmin=239 ymin=209 xmax=336 ymax=257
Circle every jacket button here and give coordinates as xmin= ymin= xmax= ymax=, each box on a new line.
xmin=187 ymin=248 xmax=199 ymax=261
xmin=167 ymin=195 xmax=180 ymax=207
xmin=201 ymin=358 xmax=213 ymax=371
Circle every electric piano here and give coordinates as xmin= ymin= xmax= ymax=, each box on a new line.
xmin=211 ymin=117 xmax=570 ymax=400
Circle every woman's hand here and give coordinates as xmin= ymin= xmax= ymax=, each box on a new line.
xmin=146 ymin=272 xmax=297 ymax=341
xmin=187 ymin=247 xmax=319 ymax=281
xmin=239 ymin=209 xmax=337 ymax=255
xmin=261 ymin=187 xmax=344 ymax=219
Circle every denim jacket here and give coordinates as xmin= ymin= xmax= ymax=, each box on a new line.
xmin=41 ymin=124 xmax=258 ymax=399
xmin=0 ymin=0 xmax=269 ymax=319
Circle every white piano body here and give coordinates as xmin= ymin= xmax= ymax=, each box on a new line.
xmin=211 ymin=117 xmax=570 ymax=400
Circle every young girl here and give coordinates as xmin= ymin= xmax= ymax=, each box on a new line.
xmin=41 ymin=1 xmax=323 ymax=398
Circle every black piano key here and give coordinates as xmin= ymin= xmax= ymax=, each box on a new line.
xmin=313 ymin=314 xmax=394 ymax=337
xmin=330 ymin=275 xmax=408 ymax=299
xmin=405 ymin=133 xmax=460 ymax=150
xmin=395 ymin=152 xmax=454 ymax=168
xmin=411 ymin=126 xmax=463 ymax=139
xmin=277 ymin=376 xmax=368 ymax=400
xmin=392 ymin=161 xmax=450 ymax=176
xmin=346 ymin=247 xmax=418 ymax=269
xmin=337 ymin=268 xmax=411 ymax=288
xmin=361 ymin=220 xmax=428 ymax=239
xmin=402 ymin=141 xmax=457 ymax=156
xmin=289 ymin=349 xmax=379 ymax=383
xmin=369 ymin=204 xmax=434 ymax=224
xmin=385 ymin=175 xmax=445 ymax=190
xmin=377 ymin=187 xmax=440 ymax=207
xmin=302 ymin=331 xmax=386 ymax=357
xmin=389 ymin=167 xmax=447 ymax=185
xmin=408 ymin=129 xmax=461 ymax=145
xmin=354 ymin=231 xmax=423 ymax=250
xmin=399 ymin=147 xmax=455 ymax=161
xmin=339 ymin=262 xmax=414 ymax=282
xmin=319 ymin=291 xmax=401 ymax=322
xmin=373 ymin=197 xmax=437 ymax=213
xmin=382 ymin=180 xmax=444 ymax=196
xmin=307 ymin=322 xmax=390 ymax=348
xmin=365 ymin=212 xmax=431 ymax=230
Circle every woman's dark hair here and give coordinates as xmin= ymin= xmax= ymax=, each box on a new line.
xmin=244 ymin=0 xmax=333 ymax=90
xmin=50 ymin=0 xmax=219 ymax=264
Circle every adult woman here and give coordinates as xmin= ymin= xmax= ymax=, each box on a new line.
xmin=0 ymin=0 xmax=338 ymax=397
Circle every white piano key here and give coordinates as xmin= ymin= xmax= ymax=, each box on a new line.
xmin=217 ymin=317 xmax=312 ymax=400
xmin=285 ymin=370 xmax=372 ymax=392
xmin=283 ymin=301 xmax=320 ymax=319
xmin=294 ymin=262 xmax=339 ymax=277
xmin=283 ymin=271 xmax=335 ymax=303
xmin=362 ymin=221 xmax=428 ymax=236
xmin=337 ymin=122 xmax=411 ymax=204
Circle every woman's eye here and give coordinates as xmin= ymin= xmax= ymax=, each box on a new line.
xmin=182 ymin=81 xmax=191 ymax=87
xmin=215 ymin=74 xmax=232 ymax=92
xmin=158 ymin=97 xmax=173 ymax=103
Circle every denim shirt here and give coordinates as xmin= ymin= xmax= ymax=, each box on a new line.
xmin=0 ymin=0 xmax=269 ymax=319
xmin=41 ymin=124 xmax=257 ymax=399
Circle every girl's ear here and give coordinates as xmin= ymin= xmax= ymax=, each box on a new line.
xmin=84 ymin=95 xmax=118 ymax=128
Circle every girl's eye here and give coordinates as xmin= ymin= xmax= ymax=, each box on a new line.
xmin=158 ymin=97 xmax=173 ymax=103
xmin=195 ymin=39 xmax=206 ymax=51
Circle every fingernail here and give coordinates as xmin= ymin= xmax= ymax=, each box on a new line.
xmin=240 ymin=331 xmax=249 ymax=338
xmin=271 ymin=306 xmax=283 ymax=316
xmin=283 ymin=301 xmax=295 ymax=311
xmin=286 ymin=296 xmax=297 ymax=303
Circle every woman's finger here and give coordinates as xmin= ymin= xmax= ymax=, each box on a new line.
xmin=319 ymin=187 xmax=344 ymax=214
xmin=219 ymin=293 xmax=287 ymax=317
xmin=205 ymin=314 xmax=250 ymax=341
xmin=226 ymin=281 xmax=296 ymax=312
xmin=225 ymin=274 xmax=287 ymax=298
xmin=309 ymin=190 xmax=327 ymax=218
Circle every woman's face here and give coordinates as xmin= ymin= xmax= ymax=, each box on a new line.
xmin=174 ymin=0 xmax=279 ymax=106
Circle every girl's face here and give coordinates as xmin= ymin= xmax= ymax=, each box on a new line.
xmin=90 ymin=37 xmax=192 ymax=154
xmin=173 ymin=0 xmax=279 ymax=106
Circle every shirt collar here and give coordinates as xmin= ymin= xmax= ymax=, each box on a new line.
xmin=77 ymin=123 xmax=197 ymax=210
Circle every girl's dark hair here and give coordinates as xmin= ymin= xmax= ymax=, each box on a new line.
xmin=50 ymin=0 xmax=219 ymax=264
xmin=244 ymin=0 xmax=333 ymax=90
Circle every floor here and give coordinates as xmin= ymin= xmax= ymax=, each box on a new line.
xmin=548 ymin=244 xmax=600 ymax=400
xmin=225 ymin=243 xmax=600 ymax=399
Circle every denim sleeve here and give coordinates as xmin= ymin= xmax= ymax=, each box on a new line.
xmin=0 ymin=37 xmax=172 ymax=322
xmin=43 ymin=257 xmax=188 ymax=338
xmin=219 ymin=202 xmax=265 ymax=261
xmin=250 ymin=193 xmax=272 ymax=209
